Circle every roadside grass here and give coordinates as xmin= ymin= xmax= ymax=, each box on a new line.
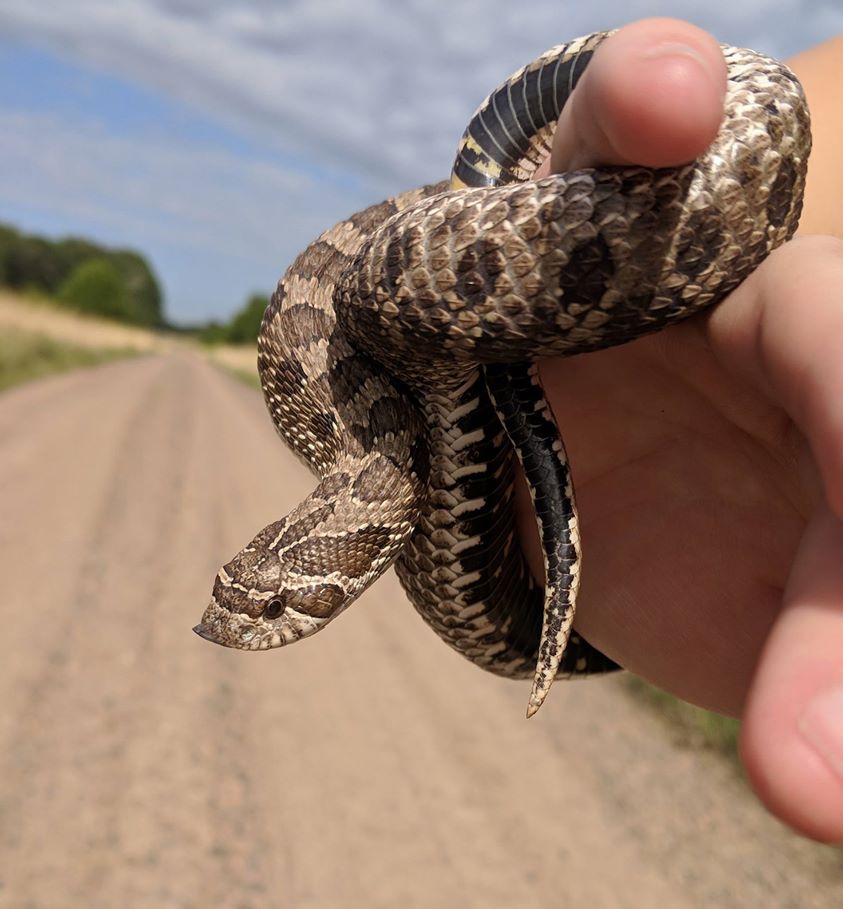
xmin=625 ymin=674 xmax=741 ymax=760
xmin=0 ymin=327 xmax=138 ymax=392
xmin=224 ymin=364 xmax=262 ymax=390
xmin=202 ymin=341 xmax=260 ymax=388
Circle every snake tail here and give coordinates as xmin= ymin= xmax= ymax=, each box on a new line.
xmin=485 ymin=363 xmax=583 ymax=716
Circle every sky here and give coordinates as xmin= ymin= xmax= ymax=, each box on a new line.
xmin=1 ymin=1 xmax=841 ymax=324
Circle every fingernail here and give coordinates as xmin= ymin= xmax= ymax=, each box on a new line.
xmin=799 ymin=684 xmax=843 ymax=781
xmin=641 ymin=42 xmax=719 ymax=83
xmin=642 ymin=42 xmax=709 ymax=63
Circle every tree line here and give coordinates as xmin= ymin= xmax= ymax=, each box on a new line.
xmin=0 ymin=219 xmax=271 ymax=343
xmin=0 ymin=222 xmax=164 ymax=327
xmin=198 ymin=293 xmax=269 ymax=345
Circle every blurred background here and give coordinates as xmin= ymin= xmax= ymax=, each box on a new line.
xmin=1 ymin=2 xmax=842 ymax=907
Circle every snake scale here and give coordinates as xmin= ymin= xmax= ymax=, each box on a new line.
xmin=195 ymin=31 xmax=811 ymax=716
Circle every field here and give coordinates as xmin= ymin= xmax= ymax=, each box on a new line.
xmin=0 ymin=288 xmax=258 ymax=386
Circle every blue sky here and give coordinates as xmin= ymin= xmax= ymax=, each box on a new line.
xmin=1 ymin=1 xmax=841 ymax=324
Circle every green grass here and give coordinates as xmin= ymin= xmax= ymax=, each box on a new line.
xmin=625 ymin=674 xmax=741 ymax=759
xmin=0 ymin=328 xmax=137 ymax=392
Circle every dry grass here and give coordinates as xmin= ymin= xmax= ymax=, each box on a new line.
xmin=0 ymin=289 xmax=260 ymax=388
xmin=0 ymin=289 xmax=164 ymax=352
xmin=0 ymin=327 xmax=138 ymax=392
xmin=202 ymin=341 xmax=259 ymax=383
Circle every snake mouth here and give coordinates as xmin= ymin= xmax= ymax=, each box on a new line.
xmin=194 ymin=600 xmax=272 ymax=650
xmin=193 ymin=623 xmax=222 ymax=644
xmin=193 ymin=599 xmax=241 ymax=648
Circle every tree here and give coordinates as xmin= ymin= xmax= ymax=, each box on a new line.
xmin=0 ymin=224 xmax=19 ymax=285
xmin=5 ymin=234 xmax=65 ymax=292
xmin=58 ymin=258 xmax=130 ymax=321
xmin=0 ymin=221 xmax=167 ymax=327
xmin=226 ymin=294 xmax=269 ymax=343
xmin=107 ymin=249 xmax=164 ymax=326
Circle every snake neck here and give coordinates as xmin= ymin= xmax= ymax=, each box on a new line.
xmin=264 ymin=451 xmax=426 ymax=597
xmin=196 ymin=448 xmax=429 ymax=651
xmin=254 ymin=217 xmax=433 ymax=608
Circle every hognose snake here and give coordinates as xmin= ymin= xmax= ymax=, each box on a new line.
xmin=194 ymin=31 xmax=811 ymax=716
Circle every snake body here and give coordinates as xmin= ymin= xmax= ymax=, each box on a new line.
xmin=195 ymin=32 xmax=810 ymax=716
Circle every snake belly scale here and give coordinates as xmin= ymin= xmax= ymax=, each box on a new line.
xmin=195 ymin=32 xmax=810 ymax=717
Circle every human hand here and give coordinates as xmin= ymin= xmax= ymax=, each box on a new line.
xmin=521 ymin=17 xmax=843 ymax=843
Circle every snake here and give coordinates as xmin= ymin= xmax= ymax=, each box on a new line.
xmin=194 ymin=31 xmax=810 ymax=717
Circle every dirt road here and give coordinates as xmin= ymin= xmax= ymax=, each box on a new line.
xmin=0 ymin=353 xmax=840 ymax=908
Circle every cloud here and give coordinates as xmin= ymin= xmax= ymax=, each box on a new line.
xmin=0 ymin=106 xmax=370 ymax=319
xmin=1 ymin=0 xmax=840 ymax=320
xmin=4 ymin=1 xmax=839 ymax=193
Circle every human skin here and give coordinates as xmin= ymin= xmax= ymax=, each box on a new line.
xmin=520 ymin=18 xmax=843 ymax=843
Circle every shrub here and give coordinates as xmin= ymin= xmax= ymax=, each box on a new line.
xmin=58 ymin=258 xmax=131 ymax=321
xmin=226 ymin=294 xmax=269 ymax=344
xmin=0 ymin=221 xmax=165 ymax=327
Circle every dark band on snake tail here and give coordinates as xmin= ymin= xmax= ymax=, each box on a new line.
xmin=484 ymin=363 xmax=617 ymax=715
xmin=452 ymin=36 xmax=597 ymax=189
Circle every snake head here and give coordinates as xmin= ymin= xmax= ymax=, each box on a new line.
xmin=193 ymin=543 xmax=347 ymax=650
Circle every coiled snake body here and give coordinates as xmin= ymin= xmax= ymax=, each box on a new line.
xmin=195 ymin=32 xmax=810 ymax=716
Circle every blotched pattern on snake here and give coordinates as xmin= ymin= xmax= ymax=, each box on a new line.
xmin=194 ymin=32 xmax=810 ymax=716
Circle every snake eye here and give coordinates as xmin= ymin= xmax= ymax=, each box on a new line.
xmin=263 ymin=597 xmax=286 ymax=620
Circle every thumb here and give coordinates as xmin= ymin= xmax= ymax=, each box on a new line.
xmin=534 ymin=17 xmax=726 ymax=175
